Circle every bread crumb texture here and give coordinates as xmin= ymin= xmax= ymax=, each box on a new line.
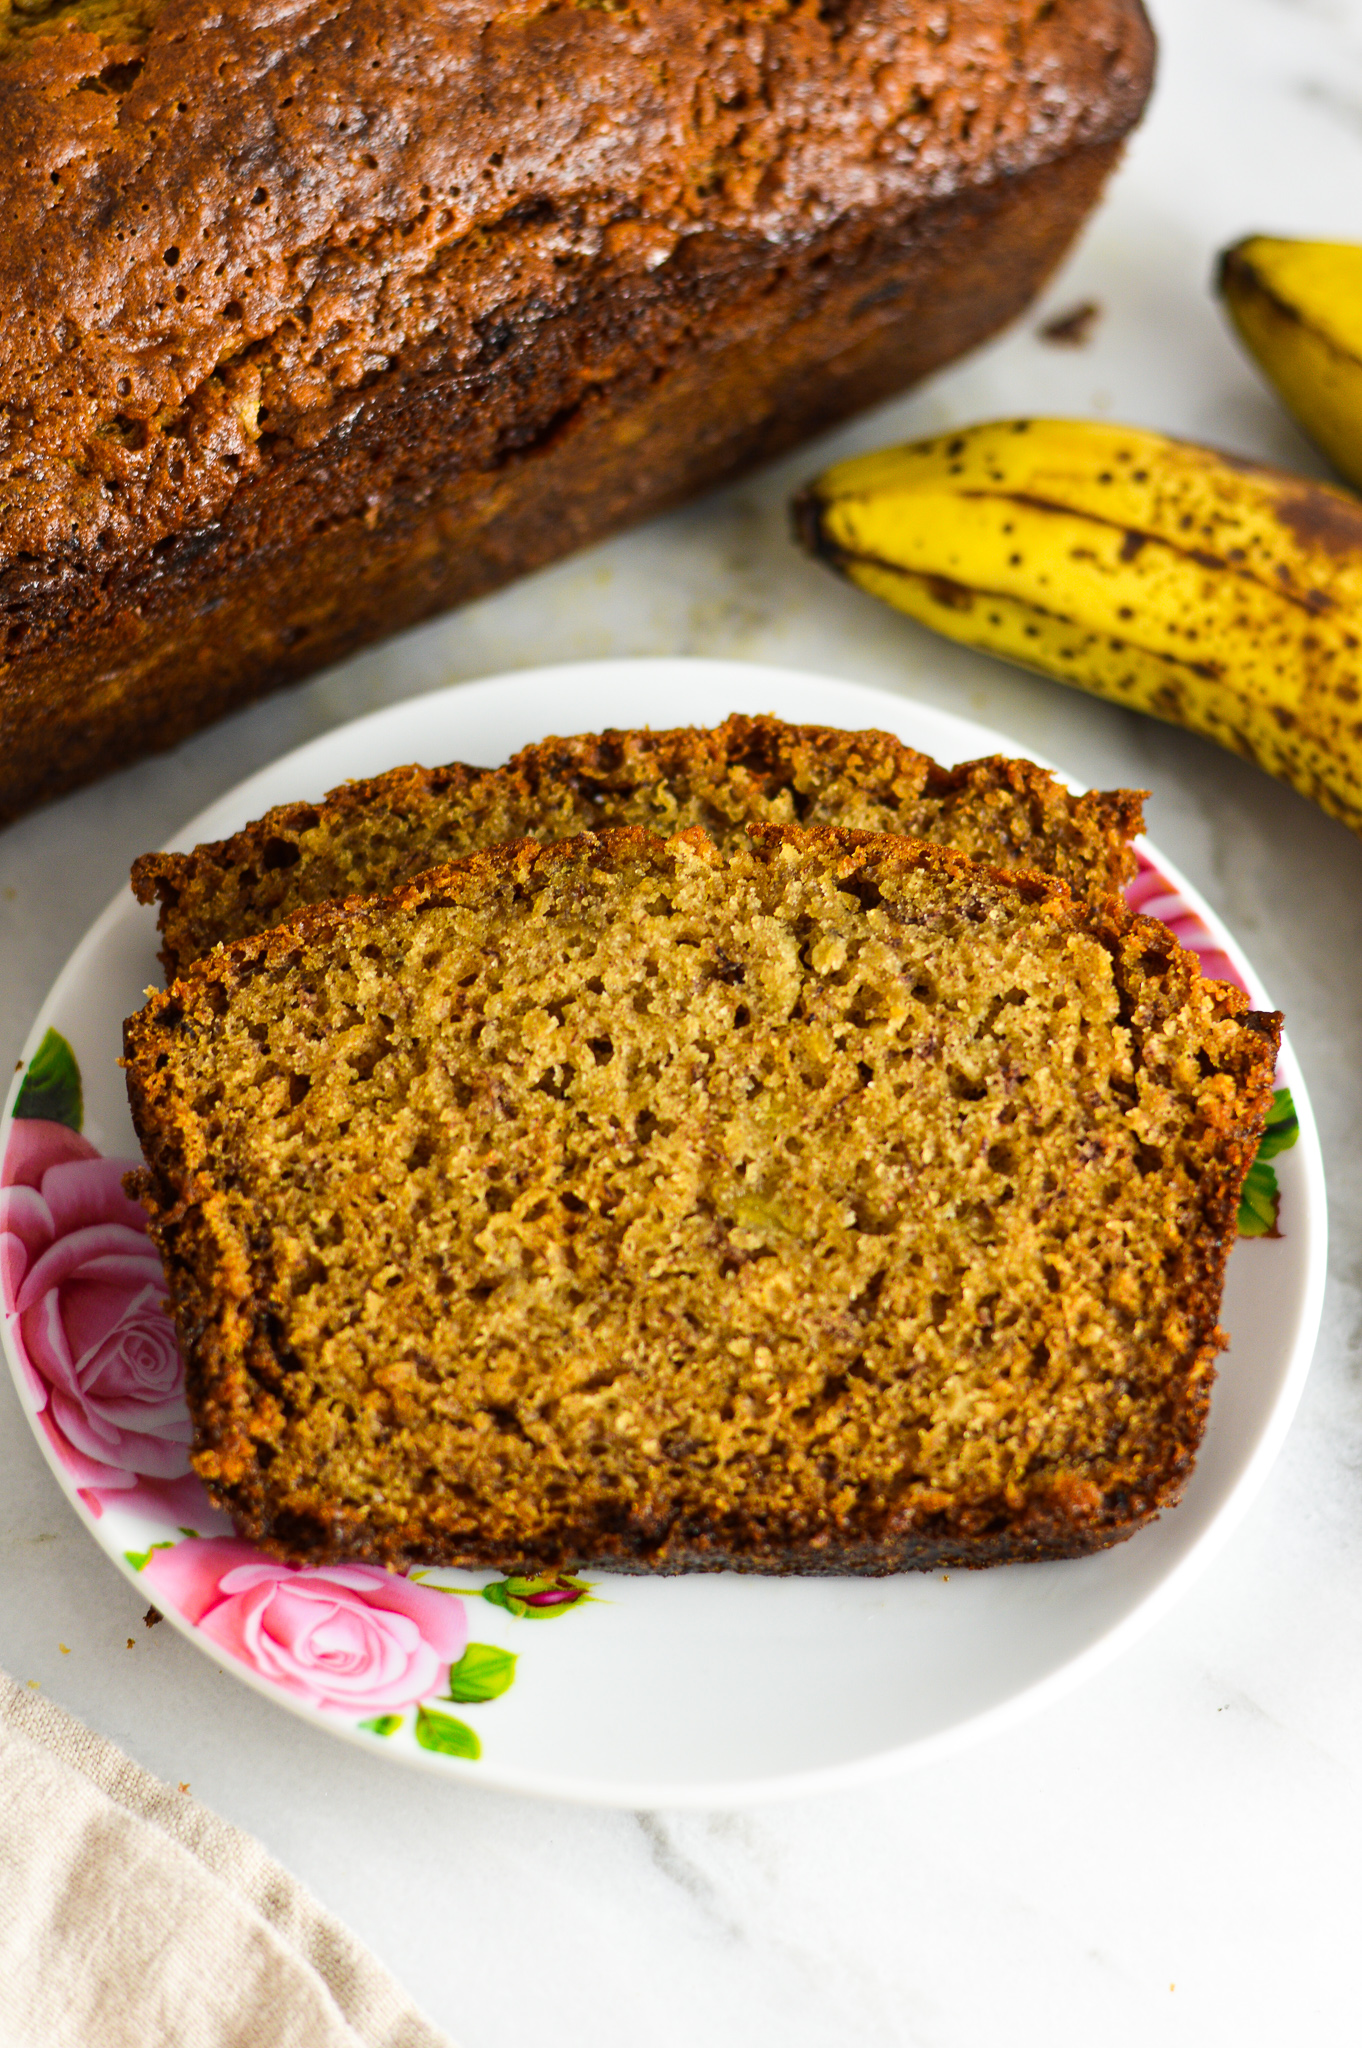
xmin=0 ymin=0 xmax=160 ymax=61
xmin=133 ymin=715 xmax=1145 ymax=975
xmin=123 ymin=825 xmax=1279 ymax=1575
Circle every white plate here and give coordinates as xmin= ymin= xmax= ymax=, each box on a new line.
xmin=0 ymin=659 xmax=1326 ymax=1807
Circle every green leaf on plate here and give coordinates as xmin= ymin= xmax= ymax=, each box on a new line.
xmin=1237 ymin=1157 xmax=1281 ymax=1238
xmin=124 ymin=1541 xmax=174 ymax=1572
xmin=1237 ymin=1089 xmax=1299 ymax=1237
xmin=358 ymin=1714 xmax=403 ymax=1737
xmin=480 ymin=1580 xmax=529 ymax=1618
xmin=14 ymin=1029 xmax=83 ymax=1131
xmin=447 ymin=1642 xmax=517 ymax=1703
xmin=414 ymin=1705 xmax=481 ymax=1760
xmin=1256 ymin=1087 xmax=1299 ymax=1163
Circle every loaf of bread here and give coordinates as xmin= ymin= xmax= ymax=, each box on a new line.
xmin=1 ymin=0 xmax=1154 ymax=822
xmin=132 ymin=714 xmax=1146 ymax=975
xmin=123 ymin=824 xmax=1278 ymax=1575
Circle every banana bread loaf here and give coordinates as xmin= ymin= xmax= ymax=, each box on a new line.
xmin=1 ymin=0 xmax=1155 ymax=823
xmin=123 ymin=823 xmax=1278 ymax=1575
xmin=132 ymin=714 xmax=1146 ymax=975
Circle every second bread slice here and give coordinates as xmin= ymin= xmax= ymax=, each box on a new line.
xmin=131 ymin=715 xmax=1145 ymax=976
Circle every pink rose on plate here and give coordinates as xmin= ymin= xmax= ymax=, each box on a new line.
xmin=0 ymin=1118 xmax=207 ymax=1521
xmin=145 ymin=1538 xmax=469 ymax=1715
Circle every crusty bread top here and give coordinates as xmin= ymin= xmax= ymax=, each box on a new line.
xmin=132 ymin=714 xmax=1147 ymax=976
xmin=1 ymin=0 xmax=1154 ymax=573
xmin=124 ymin=821 xmax=1276 ymax=1573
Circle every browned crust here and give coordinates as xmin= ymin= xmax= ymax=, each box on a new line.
xmin=2 ymin=0 xmax=1155 ymax=570
xmin=2 ymin=92 xmax=1146 ymax=823
xmin=131 ymin=712 xmax=1147 ymax=977
xmin=123 ymin=822 xmax=1278 ymax=1574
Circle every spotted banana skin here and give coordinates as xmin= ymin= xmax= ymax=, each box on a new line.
xmin=796 ymin=418 xmax=1362 ymax=838
xmin=1220 ymin=235 xmax=1362 ymax=495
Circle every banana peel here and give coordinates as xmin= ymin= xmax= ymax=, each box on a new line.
xmin=1219 ymin=235 xmax=1362 ymax=492
xmin=795 ymin=418 xmax=1362 ymax=837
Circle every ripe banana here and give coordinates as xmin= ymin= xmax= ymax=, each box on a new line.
xmin=795 ymin=418 xmax=1362 ymax=838
xmin=1219 ymin=235 xmax=1362 ymax=492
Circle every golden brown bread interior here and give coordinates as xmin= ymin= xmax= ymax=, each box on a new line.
xmin=132 ymin=715 xmax=1146 ymax=977
xmin=123 ymin=824 xmax=1279 ymax=1575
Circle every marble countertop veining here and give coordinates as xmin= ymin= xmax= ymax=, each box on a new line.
xmin=4 ymin=1 xmax=1362 ymax=2041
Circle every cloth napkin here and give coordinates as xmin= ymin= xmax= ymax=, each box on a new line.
xmin=0 ymin=1670 xmax=454 ymax=2048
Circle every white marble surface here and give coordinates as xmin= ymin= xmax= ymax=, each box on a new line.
xmin=4 ymin=0 xmax=1362 ymax=2039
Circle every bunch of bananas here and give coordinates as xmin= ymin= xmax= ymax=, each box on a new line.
xmin=796 ymin=238 xmax=1362 ymax=839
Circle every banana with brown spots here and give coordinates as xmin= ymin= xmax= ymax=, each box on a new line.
xmin=795 ymin=418 xmax=1362 ymax=837
xmin=1219 ymin=236 xmax=1362 ymax=492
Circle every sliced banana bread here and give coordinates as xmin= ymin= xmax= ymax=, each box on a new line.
xmin=132 ymin=714 xmax=1145 ymax=976
xmin=123 ymin=825 xmax=1278 ymax=1575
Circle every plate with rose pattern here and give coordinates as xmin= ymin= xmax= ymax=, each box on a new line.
xmin=0 ymin=660 xmax=1327 ymax=1806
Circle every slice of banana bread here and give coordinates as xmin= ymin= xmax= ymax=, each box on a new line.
xmin=132 ymin=715 xmax=1146 ymax=976
xmin=123 ymin=825 xmax=1279 ymax=1575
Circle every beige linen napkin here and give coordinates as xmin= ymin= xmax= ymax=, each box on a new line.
xmin=0 ymin=1671 xmax=454 ymax=2048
